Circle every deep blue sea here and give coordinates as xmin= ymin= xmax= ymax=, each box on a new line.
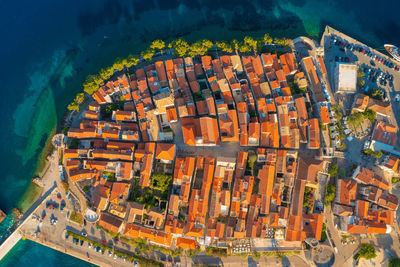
xmin=0 ymin=0 xmax=399 ymax=265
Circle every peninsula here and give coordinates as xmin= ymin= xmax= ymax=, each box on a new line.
xmin=2 ymin=25 xmax=400 ymax=267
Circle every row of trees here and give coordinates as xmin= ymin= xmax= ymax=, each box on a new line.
xmin=82 ymin=34 xmax=290 ymax=96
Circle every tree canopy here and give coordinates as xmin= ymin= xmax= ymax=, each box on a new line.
xmin=149 ymin=39 xmax=165 ymax=51
xmin=243 ymin=36 xmax=258 ymax=54
xmin=328 ymin=163 xmax=338 ymax=177
xmin=188 ymin=39 xmax=213 ymax=57
xmin=389 ymin=258 xmax=400 ymax=267
xmin=67 ymin=92 xmax=86 ymax=111
xmin=142 ymin=48 xmax=155 ymax=61
xmin=324 ymin=184 xmax=336 ymax=206
xmin=369 ymin=88 xmax=384 ymax=100
xmin=357 ymin=243 xmax=377 ymax=260
xmin=152 ymin=172 xmax=173 ymax=193
xmin=216 ymin=41 xmax=233 ymax=53
xmin=347 ymin=112 xmax=363 ymax=128
xmin=363 ymin=108 xmax=376 ymax=123
xmin=231 ymin=39 xmax=240 ymax=54
xmin=169 ymin=39 xmax=190 ymax=57
xmin=263 ymin=33 xmax=273 ymax=45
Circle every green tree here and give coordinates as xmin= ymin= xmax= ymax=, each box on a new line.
xmin=389 ymin=258 xmax=400 ymax=267
xmin=347 ymin=112 xmax=363 ymax=128
xmin=239 ymin=42 xmax=252 ymax=53
xmin=99 ymin=67 xmax=114 ymax=81
xmin=69 ymin=138 xmax=79 ymax=149
xmin=247 ymin=153 xmax=257 ymax=170
xmin=363 ymin=108 xmax=376 ymax=123
xmin=169 ymin=39 xmax=190 ymax=57
xmin=83 ymin=185 xmax=91 ymax=193
xmin=151 ymin=172 xmax=173 ymax=192
xmin=320 ymin=223 xmax=327 ymax=242
xmin=324 ymin=184 xmax=336 ymax=206
xmin=263 ymin=33 xmax=273 ymax=45
xmin=363 ymin=148 xmax=373 ymax=155
xmin=243 ymin=36 xmax=258 ymax=54
xmin=127 ymin=54 xmax=139 ymax=67
xmin=67 ymin=92 xmax=86 ymax=111
xmin=357 ymin=67 xmax=365 ymax=79
xmin=328 ymin=163 xmax=338 ymax=177
xmin=83 ymin=74 xmax=102 ymax=95
xmin=370 ymin=88 xmax=384 ymax=100
xmin=189 ymin=40 xmax=209 ymax=57
xmin=231 ymin=39 xmax=240 ymax=54
xmin=149 ymin=39 xmax=165 ymax=51
xmin=373 ymin=150 xmax=383 ymax=159
xmin=338 ymin=142 xmax=347 ymax=151
xmin=113 ymin=58 xmax=126 ymax=71
xmin=303 ymin=187 xmax=314 ymax=209
xmin=357 ymin=243 xmax=377 ymax=260
xmin=216 ymin=41 xmax=233 ymax=53
xmin=142 ymin=48 xmax=155 ymax=61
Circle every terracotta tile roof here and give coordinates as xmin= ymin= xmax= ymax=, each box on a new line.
xmin=206 ymin=96 xmax=216 ymax=116
xmin=301 ymin=57 xmax=325 ymax=102
xmin=181 ymin=117 xmax=198 ymax=146
xmin=69 ymin=168 xmax=96 ymax=182
xmin=303 ymin=213 xmax=324 ymax=240
xmin=258 ymin=165 xmax=275 ymax=199
xmin=317 ymin=56 xmax=327 ymax=74
xmin=64 ymin=149 xmax=79 ymax=159
xmin=297 ymin=158 xmax=324 ymax=184
xmin=260 ymin=121 xmax=279 ymax=148
xmin=196 ymin=100 xmax=208 ymax=115
xmin=84 ymin=110 xmax=99 ymax=120
xmin=352 ymin=166 xmax=389 ymax=190
xmin=123 ymin=224 xmax=172 ymax=247
xmin=165 ymin=106 xmax=178 ymax=122
xmin=308 ymin=118 xmax=320 ymax=149
xmin=320 ymin=106 xmax=330 ymax=124
xmin=164 ymin=215 xmax=185 ymax=235
xmin=106 ymin=141 xmax=134 ymax=151
xmin=155 ymin=143 xmax=175 ymax=161
xmin=372 ymin=121 xmax=397 ymax=147
xmin=85 ymin=160 xmax=107 ymax=170
xmin=199 ymin=116 xmax=220 ymax=145
xmin=347 ymin=223 xmax=367 ymax=234
xmin=357 ymin=200 xmax=369 ymax=219
xmin=66 ymin=160 xmax=80 ymax=170
xmin=353 ymin=94 xmax=369 ymax=112
xmin=337 ymin=179 xmax=357 ymax=205
xmin=109 ymin=182 xmax=130 ymax=204
xmin=176 ymin=237 xmax=197 ymax=250
xmin=368 ymin=98 xmax=391 ymax=116
xmin=98 ymin=212 xmax=123 ymax=233
xmin=366 ymin=222 xmax=387 ymax=234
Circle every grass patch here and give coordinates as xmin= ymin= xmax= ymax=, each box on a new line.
xmin=205 ymin=247 xmax=228 ymax=257
xmin=69 ymin=211 xmax=83 ymax=224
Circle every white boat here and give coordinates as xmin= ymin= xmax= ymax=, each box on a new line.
xmin=384 ymin=44 xmax=400 ymax=62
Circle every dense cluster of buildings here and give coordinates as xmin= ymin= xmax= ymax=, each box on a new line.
xmin=333 ymin=166 xmax=398 ymax=234
xmin=62 ymin=50 xmax=349 ymax=251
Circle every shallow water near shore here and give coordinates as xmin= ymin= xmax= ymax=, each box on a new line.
xmin=0 ymin=0 xmax=399 ymax=265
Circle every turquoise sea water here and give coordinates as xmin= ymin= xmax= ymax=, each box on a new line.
xmin=0 ymin=239 xmax=95 ymax=267
xmin=0 ymin=0 xmax=399 ymax=265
